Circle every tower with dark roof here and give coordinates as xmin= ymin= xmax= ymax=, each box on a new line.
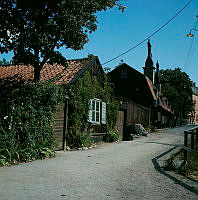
xmin=154 ymin=61 xmax=161 ymax=102
xmin=143 ymin=40 xmax=155 ymax=83
xmin=155 ymin=61 xmax=160 ymax=90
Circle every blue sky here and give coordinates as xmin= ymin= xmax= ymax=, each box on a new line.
xmin=1 ymin=0 xmax=198 ymax=85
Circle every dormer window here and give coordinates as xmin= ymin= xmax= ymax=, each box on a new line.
xmin=121 ymin=68 xmax=127 ymax=78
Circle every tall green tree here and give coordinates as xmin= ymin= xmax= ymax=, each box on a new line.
xmin=0 ymin=0 xmax=124 ymax=81
xmin=160 ymin=68 xmax=194 ymax=123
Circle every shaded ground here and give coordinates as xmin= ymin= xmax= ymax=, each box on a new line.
xmin=186 ymin=142 xmax=198 ymax=178
xmin=170 ymin=142 xmax=198 ymax=179
xmin=0 ymin=125 xmax=198 ymax=200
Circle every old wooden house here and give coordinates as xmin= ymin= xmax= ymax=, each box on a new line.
xmin=0 ymin=56 xmax=110 ymax=150
xmin=108 ymin=40 xmax=173 ymax=139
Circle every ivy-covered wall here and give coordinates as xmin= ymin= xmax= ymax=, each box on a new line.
xmin=0 ymin=61 xmax=119 ymax=165
xmin=66 ymin=69 xmax=118 ymax=148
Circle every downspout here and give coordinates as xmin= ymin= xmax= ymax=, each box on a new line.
xmin=63 ymin=95 xmax=70 ymax=151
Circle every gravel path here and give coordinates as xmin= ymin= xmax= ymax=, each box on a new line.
xmin=0 ymin=125 xmax=198 ymax=200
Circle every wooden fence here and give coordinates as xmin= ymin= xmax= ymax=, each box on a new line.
xmin=184 ymin=126 xmax=198 ymax=161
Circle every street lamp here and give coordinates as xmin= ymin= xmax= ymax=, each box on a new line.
xmin=187 ymin=15 xmax=198 ymax=37
xmin=186 ymin=28 xmax=198 ymax=37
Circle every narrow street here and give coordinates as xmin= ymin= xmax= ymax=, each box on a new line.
xmin=0 ymin=125 xmax=197 ymax=200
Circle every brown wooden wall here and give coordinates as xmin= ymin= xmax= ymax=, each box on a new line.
xmin=115 ymin=110 xmax=125 ymax=139
xmin=53 ymin=103 xmax=65 ymax=150
xmin=127 ymin=102 xmax=150 ymax=126
xmin=115 ymin=97 xmax=150 ymax=139
xmin=118 ymin=98 xmax=150 ymax=126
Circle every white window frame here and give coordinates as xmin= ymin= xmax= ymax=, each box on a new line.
xmin=88 ymin=98 xmax=106 ymax=124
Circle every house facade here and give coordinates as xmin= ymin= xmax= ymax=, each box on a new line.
xmin=0 ymin=56 xmax=112 ymax=150
xmin=190 ymin=86 xmax=198 ymax=124
xmin=108 ymin=40 xmax=173 ymax=138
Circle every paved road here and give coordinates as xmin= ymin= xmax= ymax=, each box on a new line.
xmin=0 ymin=125 xmax=198 ymax=200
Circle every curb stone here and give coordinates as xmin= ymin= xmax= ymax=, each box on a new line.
xmin=156 ymin=146 xmax=183 ymax=168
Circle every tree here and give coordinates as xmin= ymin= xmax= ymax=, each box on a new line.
xmin=160 ymin=68 xmax=194 ymax=124
xmin=0 ymin=0 xmax=124 ymax=81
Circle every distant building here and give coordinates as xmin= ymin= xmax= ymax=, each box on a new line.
xmin=191 ymin=86 xmax=198 ymax=124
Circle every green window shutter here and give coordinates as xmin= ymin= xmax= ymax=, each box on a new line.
xmin=101 ymin=102 xmax=106 ymax=124
xmin=88 ymin=99 xmax=93 ymax=122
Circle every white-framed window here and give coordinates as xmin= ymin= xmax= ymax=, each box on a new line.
xmin=88 ymin=98 xmax=106 ymax=124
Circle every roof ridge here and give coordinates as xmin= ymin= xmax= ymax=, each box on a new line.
xmin=66 ymin=57 xmax=89 ymax=62
xmin=0 ymin=64 xmax=31 ymax=67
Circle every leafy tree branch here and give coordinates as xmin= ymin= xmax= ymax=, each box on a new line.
xmin=0 ymin=0 xmax=124 ymax=81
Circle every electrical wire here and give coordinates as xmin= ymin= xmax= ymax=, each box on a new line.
xmin=102 ymin=0 xmax=193 ymax=65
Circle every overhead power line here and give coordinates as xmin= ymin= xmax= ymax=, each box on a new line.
xmin=102 ymin=0 xmax=193 ymax=65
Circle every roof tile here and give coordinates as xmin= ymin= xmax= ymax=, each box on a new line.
xmin=0 ymin=59 xmax=89 ymax=85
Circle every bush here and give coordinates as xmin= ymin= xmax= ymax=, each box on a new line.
xmin=104 ymin=129 xmax=119 ymax=143
xmin=67 ymin=130 xmax=93 ymax=148
xmin=0 ymin=79 xmax=64 ymax=166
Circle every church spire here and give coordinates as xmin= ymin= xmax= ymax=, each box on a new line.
xmin=145 ymin=39 xmax=154 ymax=67
xmin=155 ymin=60 xmax=161 ymax=93
xmin=155 ymin=61 xmax=160 ymax=85
xmin=148 ymin=39 xmax=152 ymax=57
xmin=143 ymin=40 xmax=155 ymax=83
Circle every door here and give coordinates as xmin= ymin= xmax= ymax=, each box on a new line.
xmin=115 ymin=110 xmax=125 ymax=140
xmin=54 ymin=103 xmax=65 ymax=150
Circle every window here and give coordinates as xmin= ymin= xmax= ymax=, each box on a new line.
xmin=88 ymin=99 xmax=106 ymax=124
xmin=121 ymin=68 xmax=127 ymax=78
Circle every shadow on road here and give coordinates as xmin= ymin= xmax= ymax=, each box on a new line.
xmin=152 ymin=147 xmax=198 ymax=195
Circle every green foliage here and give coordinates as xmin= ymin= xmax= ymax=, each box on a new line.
xmin=66 ymin=72 xmax=118 ymax=148
xmin=0 ymin=0 xmax=123 ymax=81
xmin=103 ymin=129 xmax=119 ymax=143
xmin=0 ymin=79 xmax=65 ymax=166
xmin=71 ymin=131 xmax=93 ymax=148
xmin=0 ymin=58 xmax=10 ymax=65
xmin=160 ymin=68 xmax=194 ymax=120
xmin=185 ymin=143 xmax=198 ymax=176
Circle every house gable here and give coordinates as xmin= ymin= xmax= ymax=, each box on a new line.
xmin=108 ymin=63 xmax=154 ymax=107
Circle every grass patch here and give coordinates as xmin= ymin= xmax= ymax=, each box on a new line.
xmin=163 ymin=142 xmax=198 ymax=179
xmin=185 ymin=142 xmax=198 ymax=178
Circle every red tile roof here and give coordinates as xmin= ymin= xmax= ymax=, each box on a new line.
xmin=145 ymin=76 xmax=173 ymax=114
xmin=0 ymin=59 xmax=89 ymax=85
xmin=159 ymin=97 xmax=173 ymax=113
xmin=145 ymin=76 xmax=157 ymax=101
xmin=0 ymin=65 xmax=34 ymax=81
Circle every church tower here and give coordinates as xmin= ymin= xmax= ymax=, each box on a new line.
xmin=154 ymin=61 xmax=161 ymax=100
xmin=143 ymin=40 xmax=155 ymax=83
xmin=155 ymin=61 xmax=160 ymax=91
